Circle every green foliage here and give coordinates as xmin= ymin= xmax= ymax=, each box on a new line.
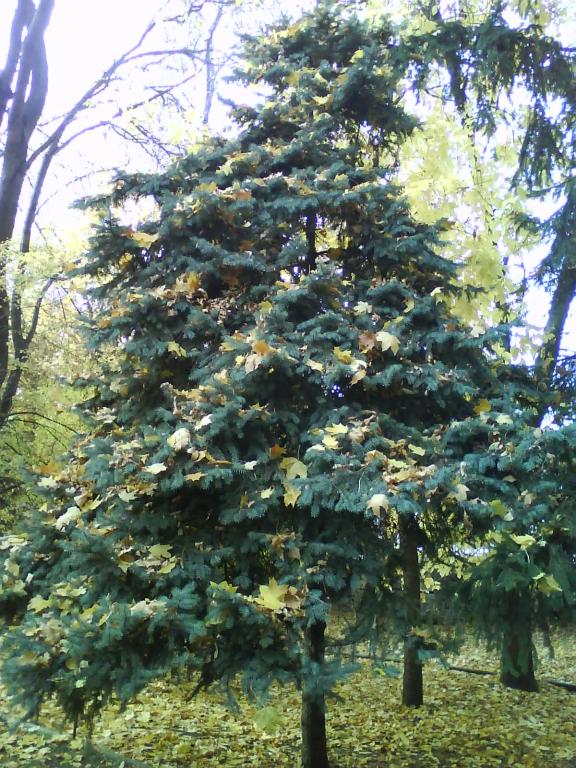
xmin=1 ymin=1 xmax=575 ymax=761
xmin=0 ymin=241 xmax=86 ymax=526
xmin=453 ymin=421 xmax=576 ymax=663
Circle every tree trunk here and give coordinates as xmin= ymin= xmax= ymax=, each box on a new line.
xmin=399 ymin=514 xmax=423 ymax=707
xmin=0 ymin=0 xmax=54 ymax=411
xmin=0 ymin=0 xmax=54 ymax=243
xmin=301 ymin=621 xmax=330 ymax=768
xmin=500 ymin=624 xmax=538 ymax=692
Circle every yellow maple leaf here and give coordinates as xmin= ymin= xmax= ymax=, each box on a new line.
xmin=353 ymin=301 xmax=372 ymax=315
xmin=144 ymin=463 xmax=167 ymax=475
xmin=38 ymin=476 xmax=58 ymax=489
xmin=149 ymin=544 xmax=172 ymax=559
xmin=359 ymin=331 xmax=377 ymax=352
xmin=29 ymin=595 xmax=50 ymax=613
xmin=489 ymin=499 xmax=506 ymax=517
xmin=196 ymin=181 xmax=218 ymax=193
xmin=450 ymin=483 xmax=469 ymax=502
xmin=260 ymin=487 xmax=274 ymax=499
xmin=280 ymin=457 xmax=308 ymax=479
xmin=322 ymin=435 xmax=339 ymax=449
xmin=474 ymin=398 xmax=491 ymax=414
xmin=306 ymin=359 xmax=324 ymax=372
xmin=375 ymin=330 xmax=400 ymax=355
xmin=255 ymin=578 xmax=289 ymax=610
xmin=333 ymin=346 xmax=353 ymax=364
xmin=167 ymin=428 xmax=191 ymax=451
xmin=245 ymin=353 xmax=263 ymax=373
xmin=351 ymin=368 xmax=366 ymax=386
xmin=167 ymin=341 xmax=186 ymax=358
xmin=325 ymin=423 xmax=348 ymax=435
xmin=174 ymin=272 xmax=201 ymax=294
xmin=210 ymin=580 xmax=238 ymax=594
xmin=534 ymin=573 xmax=562 ymax=595
xmin=367 ymin=493 xmax=389 ymax=517
xmin=283 ymin=484 xmax=301 ymax=507
xmin=253 ymin=706 xmax=284 ymax=734
xmin=511 ymin=534 xmax=536 ymax=549
xmin=118 ymin=490 xmax=138 ymax=502
xmin=184 ymin=472 xmax=205 ymax=482
xmin=252 ymin=339 xmax=274 ymax=356
xmin=258 ymin=300 xmax=273 ymax=314
xmin=131 ymin=231 xmax=159 ymax=248
xmin=38 ymin=461 xmax=60 ymax=476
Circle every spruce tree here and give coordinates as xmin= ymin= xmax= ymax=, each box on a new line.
xmin=451 ymin=415 xmax=576 ymax=692
xmin=1 ymin=2 xmax=569 ymax=764
xmin=399 ymin=1 xmax=576 ymax=691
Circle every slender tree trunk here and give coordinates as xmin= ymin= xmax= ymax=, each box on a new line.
xmin=500 ymin=634 xmax=538 ymax=691
xmin=0 ymin=0 xmax=54 ymax=411
xmin=500 ymin=605 xmax=538 ymax=692
xmin=301 ymin=621 xmax=330 ymax=768
xmin=399 ymin=513 xmax=423 ymax=707
xmin=202 ymin=2 xmax=224 ymax=126
xmin=0 ymin=0 xmax=54 ymax=243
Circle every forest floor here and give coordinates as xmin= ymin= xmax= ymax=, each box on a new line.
xmin=0 ymin=630 xmax=575 ymax=768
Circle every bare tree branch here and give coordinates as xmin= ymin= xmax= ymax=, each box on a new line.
xmin=23 ymin=19 xmax=157 ymax=173
xmin=203 ymin=2 xmax=226 ymax=124
xmin=7 ymin=410 xmax=80 ymax=433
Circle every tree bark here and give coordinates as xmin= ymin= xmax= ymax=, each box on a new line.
xmin=0 ymin=0 xmax=35 ymax=130
xmin=534 ymin=189 xmax=576 ymax=402
xmin=301 ymin=621 xmax=330 ymax=768
xmin=399 ymin=514 xmax=424 ymax=707
xmin=202 ymin=2 xmax=224 ymax=125
xmin=0 ymin=0 xmax=55 ymax=421
xmin=0 ymin=0 xmax=55 ymax=243
xmin=500 ymin=622 xmax=538 ymax=692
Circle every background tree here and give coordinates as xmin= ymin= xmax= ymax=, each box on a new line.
xmin=0 ymin=0 xmax=260 ymax=509
xmin=390 ymin=0 xmax=576 ymax=692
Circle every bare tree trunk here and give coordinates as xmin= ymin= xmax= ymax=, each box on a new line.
xmin=500 ymin=623 xmax=538 ymax=692
xmin=202 ymin=2 xmax=224 ymax=125
xmin=0 ymin=0 xmax=35 ymax=130
xmin=0 ymin=0 xmax=55 ymax=424
xmin=301 ymin=621 xmax=330 ymax=768
xmin=534 ymin=192 xmax=576 ymax=395
xmin=399 ymin=513 xmax=423 ymax=707
xmin=0 ymin=0 xmax=54 ymax=243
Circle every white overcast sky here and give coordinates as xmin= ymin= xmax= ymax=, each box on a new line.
xmin=1 ymin=0 xmax=574 ymax=345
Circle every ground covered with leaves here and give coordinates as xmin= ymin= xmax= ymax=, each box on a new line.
xmin=1 ymin=632 xmax=575 ymax=768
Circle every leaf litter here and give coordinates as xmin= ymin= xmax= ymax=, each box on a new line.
xmin=0 ymin=631 xmax=575 ymax=767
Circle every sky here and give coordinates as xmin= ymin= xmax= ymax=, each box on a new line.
xmin=4 ymin=1 xmax=165 ymax=111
